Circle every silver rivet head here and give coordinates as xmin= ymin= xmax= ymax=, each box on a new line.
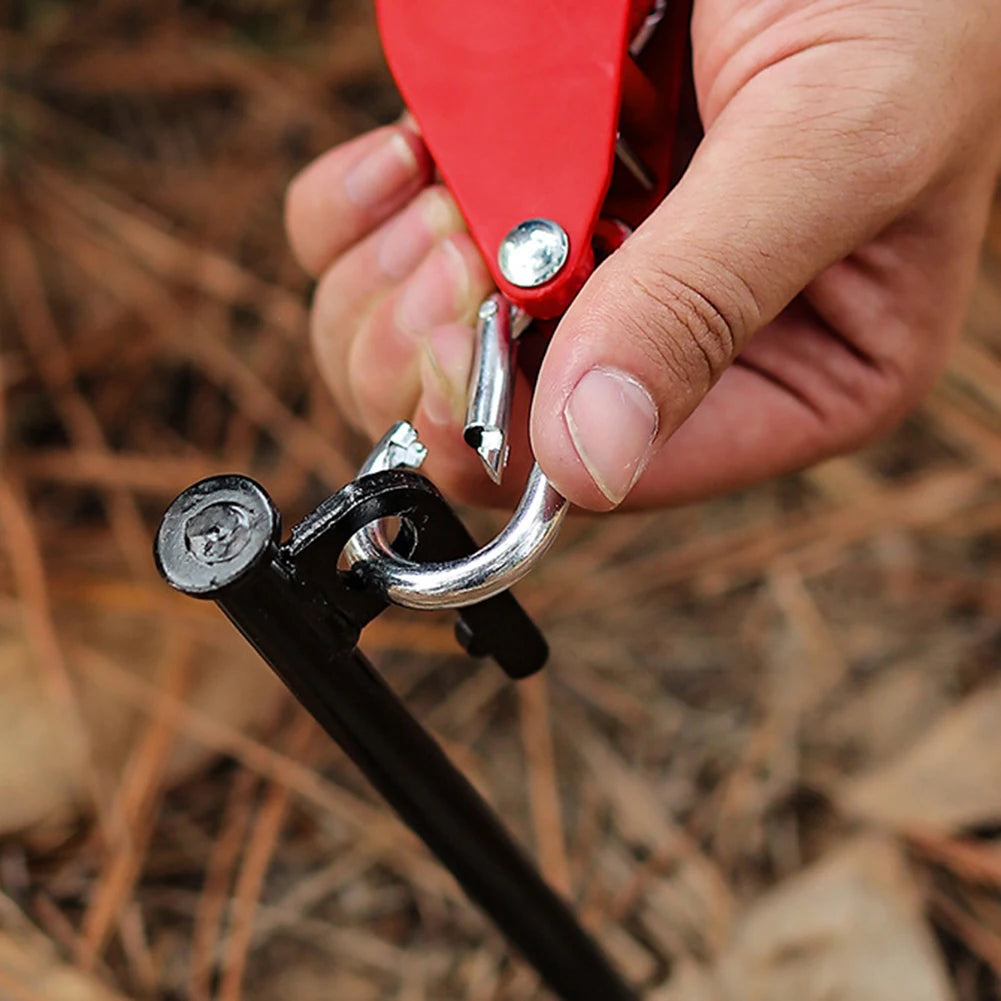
xmin=498 ymin=219 xmax=569 ymax=288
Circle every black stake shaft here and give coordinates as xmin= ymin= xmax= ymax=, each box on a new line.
xmin=219 ymin=561 xmax=638 ymax=1001
xmin=155 ymin=475 xmax=638 ymax=1001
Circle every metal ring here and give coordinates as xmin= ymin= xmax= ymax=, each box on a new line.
xmin=342 ymin=422 xmax=568 ymax=609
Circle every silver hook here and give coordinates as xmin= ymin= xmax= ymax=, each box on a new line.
xmin=342 ymin=285 xmax=569 ymax=609
xmin=342 ymin=421 xmax=568 ymax=609
xmin=346 ymin=286 xmax=572 ymax=604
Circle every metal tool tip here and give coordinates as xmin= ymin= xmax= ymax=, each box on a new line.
xmin=466 ymin=426 xmax=507 ymax=484
xmin=479 ymin=448 xmax=504 ymax=484
xmin=380 ymin=421 xmax=428 ymax=470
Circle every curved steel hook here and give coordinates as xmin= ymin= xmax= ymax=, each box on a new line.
xmin=343 ymin=423 xmax=568 ymax=609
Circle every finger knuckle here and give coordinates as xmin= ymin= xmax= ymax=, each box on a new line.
xmin=855 ymin=127 xmax=937 ymax=211
xmin=821 ymin=89 xmax=943 ymax=211
xmin=814 ymin=341 xmax=935 ymax=452
xmin=865 ymin=341 xmax=947 ymax=432
xmin=833 ymin=368 xmax=902 ymax=446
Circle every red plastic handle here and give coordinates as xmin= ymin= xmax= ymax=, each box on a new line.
xmin=376 ymin=1 xmax=690 ymax=319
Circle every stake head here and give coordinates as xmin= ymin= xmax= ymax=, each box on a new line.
xmin=155 ymin=475 xmax=279 ymax=597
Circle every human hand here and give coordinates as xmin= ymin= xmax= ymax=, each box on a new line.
xmin=286 ymin=1 xmax=1001 ymax=511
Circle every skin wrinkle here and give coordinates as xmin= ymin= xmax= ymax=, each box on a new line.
xmin=699 ymin=23 xmax=976 ymax=188
xmin=703 ymin=2 xmax=999 ymax=149
xmin=805 ymin=251 xmax=946 ymax=419
xmin=762 ymin=305 xmax=901 ymax=421
xmin=805 ymin=257 xmax=924 ymax=391
xmin=813 ymin=164 xmax=992 ymax=386
xmin=625 ymin=245 xmax=763 ymax=386
xmin=645 ymin=271 xmax=741 ymax=382
xmin=732 ymin=312 xmax=912 ymax=465
xmin=733 ymin=355 xmax=827 ymax=423
xmin=619 ymin=275 xmax=714 ymax=398
xmin=683 ymin=247 xmax=772 ymax=336
xmin=699 ymin=34 xmax=906 ymax=125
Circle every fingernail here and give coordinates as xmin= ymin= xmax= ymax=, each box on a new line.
xmin=421 ymin=324 xmax=474 ymax=426
xmin=564 ymin=366 xmax=659 ymax=504
xmin=377 ymin=189 xmax=460 ymax=280
xmin=396 ymin=240 xmax=469 ymax=341
xmin=344 ymin=132 xmax=419 ymax=208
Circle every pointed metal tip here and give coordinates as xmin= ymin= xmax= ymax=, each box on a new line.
xmin=479 ymin=446 xmax=504 ymax=485
xmin=465 ymin=426 xmax=507 ymax=485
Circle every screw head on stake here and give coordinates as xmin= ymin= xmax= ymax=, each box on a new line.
xmin=155 ymin=475 xmax=279 ymax=597
xmin=498 ymin=219 xmax=569 ymax=289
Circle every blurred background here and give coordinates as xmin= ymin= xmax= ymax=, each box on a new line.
xmin=2 ymin=2 xmax=1001 ymax=999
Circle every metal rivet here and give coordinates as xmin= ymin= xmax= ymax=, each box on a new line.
xmin=497 ymin=219 xmax=569 ymax=289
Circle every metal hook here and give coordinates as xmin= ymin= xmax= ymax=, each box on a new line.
xmin=342 ymin=286 xmax=569 ymax=610
xmin=343 ymin=422 xmax=568 ymax=609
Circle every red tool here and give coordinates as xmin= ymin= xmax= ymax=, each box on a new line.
xmin=376 ymin=0 xmax=692 ymax=320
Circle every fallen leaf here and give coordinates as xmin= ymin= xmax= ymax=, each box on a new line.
xmin=839 ymin=681 xmax=1001 ymax=831
xmin=818 ymin=666 xmax=951 ymax=767
xmin=714 ymin=837 xmax=954 ymax=1001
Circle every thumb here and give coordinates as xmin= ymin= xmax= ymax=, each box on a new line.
xmin=530 ymin=58 xmax=929 ymax=509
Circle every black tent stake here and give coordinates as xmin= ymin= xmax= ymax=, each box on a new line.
xmin=155 ymin=470 xmax=638 ymax=1001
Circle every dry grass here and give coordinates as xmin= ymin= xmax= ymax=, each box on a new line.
xmin=1 ymin=2 xmax=1001 ymax=999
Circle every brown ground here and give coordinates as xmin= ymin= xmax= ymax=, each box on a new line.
xmin=1 ymin=2 xmax=1000 ymax=1000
